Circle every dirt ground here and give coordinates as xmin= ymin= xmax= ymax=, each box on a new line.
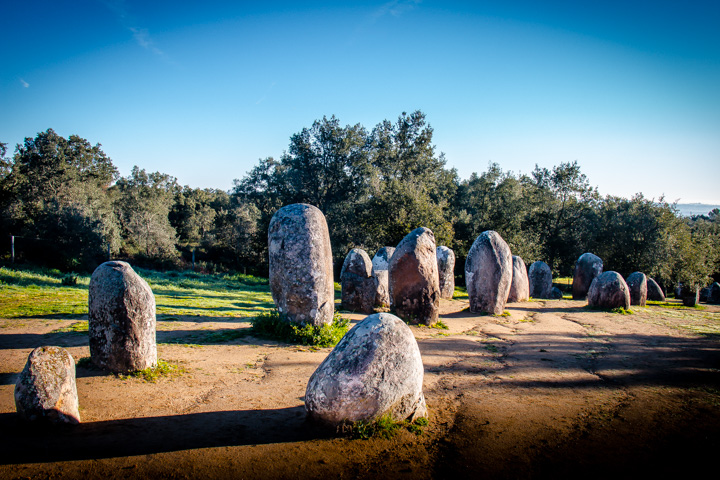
xmin=1 ymin=298 xmax=719 ymax=479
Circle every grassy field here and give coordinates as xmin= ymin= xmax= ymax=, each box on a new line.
xmin=0 ymin=265 xmax=275 ymax=319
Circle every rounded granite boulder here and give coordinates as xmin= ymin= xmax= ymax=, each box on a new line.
xmin=587 ymin=271 xmax=631 ymax=310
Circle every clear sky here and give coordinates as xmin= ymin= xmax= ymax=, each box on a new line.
xmin=2 ymin=1 xmax=719 ymax=203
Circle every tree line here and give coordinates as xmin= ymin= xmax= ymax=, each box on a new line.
xmin=1 ymin=111 xmax=718 ymax=291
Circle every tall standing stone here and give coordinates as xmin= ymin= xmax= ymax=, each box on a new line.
xmin=528 ymin=261 xmax=553 ymax=299
xmin=305 ymin=313 xmax=426 ymax=426
xmin=626 ymin=272 xmax=648 ymax=307
xmin=372 ymin=247 xmax=395 ymax=308
xmin=89 ymin=261 xmax=157 ymax=373
xmin=572 ymin=253 xmax=603 ymax=300
xmin=465 ymin=230 xmax=512 ymax=315
xmin=587 ymin=271 xmax=631 ymax=309
xmin=268 ymin=204 xmax=334 ymax=326
xmin=436 ymin=246 xmax=456 ymax=300
xmin=340 ymin=248 xmax=375 ymax=314
xmin=647 ymin=278 xmax=666 ymax=302
xmin=389 ymin=227 xmax=440 ymax=325
xmin=507 ymin=255 xmax=530 ymax=303
xmin=15 ymin=346 xmax=80 ymax=424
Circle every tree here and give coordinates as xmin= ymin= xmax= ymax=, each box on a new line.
xmin=113 ymin=166 xmax=179 ymax=262
xmin=0 ymin=129 xmax=119 ymax=270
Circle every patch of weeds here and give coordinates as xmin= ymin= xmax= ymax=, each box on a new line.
xmin=251 ymin=310 xmax=350 ymax=347
xmin=495 ymin=311 xmax=511 ymax=317
xmin=610 ymin=307 xmax=633 ymax=315
xmin=343 ymin=414 xmax=429 ymax=439
xmin=118 ymin=360 xmax=185 ymax=383
xmin=416 ymin=319 xmax=449 ymax=330
xmin=61 ymin=274 xmax=78 ymax=286
xmin=484 ymin=344 xmax=500 ymax=353
xmin=54 ymin=321 xmax=89 ymax=333
xmin=75 ymin=356 xmax=94 ymax=368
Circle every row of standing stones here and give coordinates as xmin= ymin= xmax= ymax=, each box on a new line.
xmin=15 ymin=202 xmax=720 ymax=428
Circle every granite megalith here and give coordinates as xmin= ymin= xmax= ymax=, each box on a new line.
xmin=341 ymin=248 xmax=375 ymax=314
xmin=305 ymin=312 xmax=426 ymax=426
xmin=436 ymin=246 xmax=456 ymax=300
xmin=371 ymin=247 xmax=395 ymax=308
xmin=708 ymin=282 xmax=720 ymax=304
xmin=647 ymin=278 xmax=665 ymax=302
xmin=15 ymin=346 xmax=80 ymax=424
xmin=587 ymin=271 xmax=631 ymax=310
xmin=572 ymin=253 xmax=603 ymax=300
xmin=268 ymin=204 xmax=334 ymax=326
xmin=389 ymin=227 xmax=440 ymax=325
xmin=465 ymin=230 xmax=513 ymax=315
xmin=626 ymin=272 xmax=648 ymax=307
xmin=89 ymin=261 xmax=157 ymax=373
xmin=528 ymin=261 xmax=553 ymax=299
xmin=507 ymin=255 xmax=530 ymax=303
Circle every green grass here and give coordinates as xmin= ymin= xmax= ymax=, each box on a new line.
xmin=0 ymin=265 xmax=274 ymax=319
xmin=452 ymin=286 xmax=468 ymax=300
xmin=344 ymin=414 xmax=429 ymax=439
xmin=118 ymin=359 xmax=186 ymax=382
xmin=250 ymin=309 xmax=350 ymax=347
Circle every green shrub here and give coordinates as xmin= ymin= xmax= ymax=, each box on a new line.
xmin=344 ymin=414 xmax=429 ymax=439
xmin=250 ymin=309 xmax=350 ymax=347
xmin=61 ymin=274 xmax=78 ymax=286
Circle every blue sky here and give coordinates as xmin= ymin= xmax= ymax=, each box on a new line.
xmin=2 ymin=1 xmax=719 ymax=203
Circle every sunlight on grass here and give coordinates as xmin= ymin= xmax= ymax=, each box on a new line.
xmin=0 ymin=265 xmax=274 ymax=319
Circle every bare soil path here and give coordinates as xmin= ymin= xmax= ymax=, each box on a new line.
xmin=1 ymin=299 xmax=718 ymax=479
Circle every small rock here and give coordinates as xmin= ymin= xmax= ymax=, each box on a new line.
xmin=507 ymin=255 xmax=529 ymax=302
xmin=646 ymin=278 xmax=666 ymax=302
xmin=436 ymin=246 xmax=456 ymax=300
xmin=626 ymin=272 xmax=647 ymax=306
xmin=89 ymin=261 xmax=157 ymax=373
xmin=528 ymin=261 xmax=553 ymax=299
xmin=15 ymin=346 xmax=80 ymax=424
xmin=268 ymin=204 xmax=335 ymax=326
xmin=550 ymin=286 xmax=563 ymax=299
xmin=389 ymin=227 xmax=440 ymax=325
xmin=572 ymin=253 xmax=603 ymax=300
xmin=341 ymin=248 xmax=376 ymax=314
xmin=587 ymin=271 xmax=631 ymax=309
xmin=371 ymin=247 xmax=395 ymax=308
xmin=465 ymin=231 xmax=513 ymax=315
xmin=305 ymin=312 xmax=426 ymax=426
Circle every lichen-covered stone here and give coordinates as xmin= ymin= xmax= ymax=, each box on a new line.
xmin=436 ymin=246 xmax=456 ymax=300
xmin=372 ymin=247 xmax=395 ymax=308
xmin=305 ymin=313 xmax=426 ymax=426
xmin=528 ymin=261 xmax=553 ymax=299
xmin=572 ymin=253 xmax=603 ymax=300
xmin=647 ymin=278 xmax=665 ymax=302
xmin=340 ymin=248 xmax=375 ymax=314
xmin=465 ymin=231 xmax=512 ymax=315
xmin=588 ymin=271 xmax=631 ymax=309
xmin=389 ymin=227 xmax=440 ymax=325
xmin=507 ymin=255 xmax=529 ymax=302
xmin=626 ymin=272 xmax=648 ymax=306
xmin=89 ymin=261 xmax=157 ymax=373
xmin=706 ymin=282 xmax=720 ymax=304
xmin=15 ymin=346 xmax=80 ymax=424
xmin=268 ymin=204 xmax=334 ymax=326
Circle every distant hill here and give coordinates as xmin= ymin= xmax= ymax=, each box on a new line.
xmin=675 ymin=203 xmax=720 ymax=217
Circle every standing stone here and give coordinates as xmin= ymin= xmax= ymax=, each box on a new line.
xmin=372 ymin=247 xmax=395 ymax=308
xmin=268 ymin=204 xmax=334 ymax=326
xmin=340 ymin=248 xmax=375 ymax=314
xmin=305 ymin=313 xmax=426 ymax=426
xmin=507 ymin=255 xmax=530 ymax=303
xmin=389 ymin=227 xmax=440 ymax=325
xmin=572 ymin=253 xmax=603 ymax=300
xmin=680 ymin=285 xmax=700 ymax=307
xmin=626 ymin=272 xmax=648 ymax=307
xmin=465 ymin=231 xmax=512 ymax=315
xmin=436 ymin=246 xmax=456 ymax=300
xmin=587 ymin=271 xmax=631 ymax=309
xmin=708 ymin=282 xmax=720 ymax=304
xmin=15 ymin=346 xmax=80 ymax=424
xmin=647 ymin=278 xmax=666 ymax=302
xmin=89 ymin=261 xmax=157 ymax=373
xmin=528 ymin=261 xmax=553 ymax=299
